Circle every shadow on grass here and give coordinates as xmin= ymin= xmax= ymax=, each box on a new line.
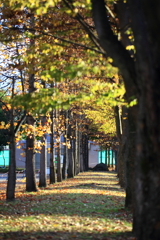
xmin=0 ymin=171 xmax=127 ymax=219
xmin=51 ymin=183 xmax=124 ymax=192
xmin=0 ymin=230 xmax=135 ymax=240
xmin=0 ymin=172 xmax=134 ymax=240
xmin=74 ymin=177 xmax=119 ymax=182
xmin=78 ymin=171 xmax=116 ymax=175
xmin=75 ymin=172 xmax=117 ymax=177
xmin=0 ymin=191 xmax=130 ymax=223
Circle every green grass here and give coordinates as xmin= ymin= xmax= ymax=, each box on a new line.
xmin=0 ymin=171 xmax=135 ymax=239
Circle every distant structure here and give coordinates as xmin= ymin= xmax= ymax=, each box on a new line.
xmin=0 ymin=139 xmax=116 ymax=170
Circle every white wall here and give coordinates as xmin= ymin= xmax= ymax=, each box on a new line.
xmin=88 ymin=142 xmax=100 ymax=168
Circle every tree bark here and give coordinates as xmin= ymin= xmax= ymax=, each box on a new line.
xmin=92 ymin=0 xmax=160 ymax=239
xmin=25 ymin=15 xmax=37 ymax=191
xmin=62 ymin=121 xmax=67 ymax=180
xmin=62 ymin=147 xmax=67 ymax=180
xmin=50 ymin=110 xmax=56 ymax=184
xmin=6 ymin=77 xmax=16 ymax=201
xmin=67 ymin=145 xmax=74 ymax=178
xmin=82 ymin=131 xmax=89 ymax=172
xmin=128 ymin=1 xmax=160 ymax=238
xmin=116 ymin=106 xmax=128 ymax=188
xmin=114 ymin=106 xmax=122 ymax=175
xmin=62 ymin=111 xmax=68 ymax=180
xmin=72 ymin=138 xmax=76 ymax=176
xmin=74 ymin=119 xmax=80 ymax=175
xmin=124 ymin=106 xmax=137 ymax=209
xmin=39 ymin=117 xmax=47 ymax=188
xmin=26 ymin=114 xmax=37 ymax=192
xmin=114 ymin=106 xmax=122 ymax=145
xmin=67 ymin=124 xmax=74 ymax=178
xmin=56 ymin=138 xmax=62 ymax=182
xmin=80 ymin=139 xmax=84 ymax=173
xmin=6 ymin=107 xmax=16 ymax=201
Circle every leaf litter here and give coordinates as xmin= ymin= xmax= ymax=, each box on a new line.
xmin=0 ymin=171 xmax=136 ymax=240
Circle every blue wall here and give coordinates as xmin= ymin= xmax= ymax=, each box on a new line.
xmin=0 ymin=150 xmax=9 ymax=166
xmin=98 ymin=150 xmax=115 ymax=165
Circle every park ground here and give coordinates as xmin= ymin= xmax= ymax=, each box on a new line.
xmin=0 ymin=171 xmax=136 ymax=240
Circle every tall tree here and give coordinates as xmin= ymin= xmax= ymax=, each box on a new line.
xmin=67 ymin=118 xmax=74 ymax=178
xmin=25 ymin=13 xmax=38 ymax=192
xmin=62 ymin=111 xmax=68 ymax=180
xmin=26 ymin=113 xmax=37 ymax=192
xmin=39 ymin=115 xmax=47 ymax=188
xmin=91 ymin=0 xmax=160 ymax=239
xmin=55 ymin=109 xmax=62 ymax=182
xmin=49 ymin=109 xmax=56 ymax=184
xmin=6 ymin=77 xmax=16 ymax=201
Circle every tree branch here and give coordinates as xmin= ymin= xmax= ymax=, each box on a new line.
xmin=63 ymin=0 xmax=105 ymax=53
xmin=14 ymin=112 xmax=26 ymax=135
xmin=9 ymin=26 xmax=105 ymax=56
xmin=92 ymin=0 xmax=139 ymax=100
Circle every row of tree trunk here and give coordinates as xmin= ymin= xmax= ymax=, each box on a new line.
xmin=6 ymin=108 xmax=89 ymax=200
xmin=91 ymin=1 xmax=160 ymax=239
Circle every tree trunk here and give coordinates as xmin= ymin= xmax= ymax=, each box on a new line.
xmin=25 ymin=14 xmax=37 ymax=192
xmin=127 ymin=1 xmax=160 ymax=238
xmin=65 ymin=141 xmax=69 ymax=176
xmin=39 ymin=117 xmax=47 ymax=188
xmin=92 ymin=1 xmax=160 ymax=239
xmin=67 ymin=144 xmax=74 ymax=178
xmin=72 ymin=138 xmax=76 ymax=176
xmin=133 ymin=92 xmax=160 ymax=240
xmin=125 ymin=106 xmax=137 ymax=209
xmin=80 ymin=140 xmax=84 ymax=172
xmin=111 ymin=148 xmax=114 ymax=169
xmin=114 ymin=105 xmax=122 ymax=177
xmin=26 ymin=115 xmax=37 ymax=192
xmin=6 ymin=76 xmax=16 ymax=201
xmin=57 ymin=138 xmax=62 ymax=182
xmin=50 ymin=110 xmax=56 ymax=184
xmin=77 ymin=129 xmax=81 ymax=174
xmin=67 ymin=124 xmax=74 ymax=178
xmin=39 ymin=135 xmax=47 ymax=187
xmin=78 ymin=118 xmax=83 ymax=173
xmin=115 ymin=150 xmax=118 ymax=172
xmin=62 ymin=147 xmax=67 ymax=180
xmin=117 ymin=106 xmax=129 ymax=188
xmin=57 ymin=140 xmax=62 ymax=182
xmin=62 ymin=131 xmax=67 ymax=180
xmin=75 ymin=119 xmax=80 ymax=175
xmin=114 ymin=1 xmax=137 ymax=209
xmin=62 ymin=111 xmax=68 ymax=180
xmin=6 ymin=107 xmax=16 ymax=201
xmin=83 ymin=132 xmax=89 ymax=172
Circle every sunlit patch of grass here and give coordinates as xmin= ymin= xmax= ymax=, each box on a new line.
xmin=0 ymin=172 xmax=134 ymax=239
xmin=0 ymin=214 xmax=132 ymax=234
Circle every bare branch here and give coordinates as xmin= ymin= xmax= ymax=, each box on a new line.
xmin=9 ymin=26 xmax=105 ymax=56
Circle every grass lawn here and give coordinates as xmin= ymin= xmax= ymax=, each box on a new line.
xmin=0 ymin=171 xmax=136 ymax=240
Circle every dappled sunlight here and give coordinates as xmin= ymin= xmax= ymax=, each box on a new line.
xmin=0 ymin=214 xmax=132 ymax=236
xmin=76 ymin=172 xmax=117 ymax=178
xmin=33 ymin=187 xmax=125 ymax=198
xmin=0 ymin=172 xmax=133 ymax=239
